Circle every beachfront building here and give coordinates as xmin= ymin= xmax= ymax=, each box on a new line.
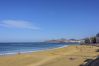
xmin=96 ymin=33 xmax=99 ymax=43
xmin=80 ymin=37 xmax=96 ymax=44
xmin=80 ymin=33 xmax=99 ymax=45
xmin=80 ymin=39 xmax=85 ymax=44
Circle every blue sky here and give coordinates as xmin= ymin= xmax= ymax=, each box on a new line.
xmin=0 ymin=0 xmax=99 ymax=42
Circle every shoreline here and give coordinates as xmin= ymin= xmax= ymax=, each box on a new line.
xmin=0 ymin=45 xmax=69 ymax=56
xmin=0 ymin=45 xmax=99 ymax=66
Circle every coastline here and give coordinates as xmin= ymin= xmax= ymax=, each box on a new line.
xmin=0 ymin=45 xmax=69 ymax=56
xmin=0 ymin=45 xmax=78 ymax=66
xmin=0 ymin=45 xmax=98 ymax=66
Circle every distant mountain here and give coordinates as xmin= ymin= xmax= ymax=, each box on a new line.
xmin=45 ymin=39 xmax=80 ymax=43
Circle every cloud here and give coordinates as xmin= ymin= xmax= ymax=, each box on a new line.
xmin=0 ymin=20 xmax=40 ymax=30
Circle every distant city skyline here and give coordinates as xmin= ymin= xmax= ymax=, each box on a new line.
xmin=0 ymin=0 xmax=99 ymax=42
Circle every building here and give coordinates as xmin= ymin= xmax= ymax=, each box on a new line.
xmin=80 ymin=39 xmax=85 ymax=44
xmin=96 ymin=33 xmax=99 ymax=43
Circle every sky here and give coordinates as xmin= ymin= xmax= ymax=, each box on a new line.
xmin=0 ymin=0 xmax=99 ymax=42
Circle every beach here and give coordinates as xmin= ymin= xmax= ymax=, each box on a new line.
xmin=0 ymin=45 xmax=99 ymax=66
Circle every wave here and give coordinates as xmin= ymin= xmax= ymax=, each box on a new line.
xmin=0 ymin=45 xmax=68 ymax=56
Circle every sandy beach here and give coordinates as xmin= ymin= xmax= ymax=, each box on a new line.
xmin=0 ymin=45 xmax=99 ymax=66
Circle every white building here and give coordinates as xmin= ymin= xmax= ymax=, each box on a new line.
xmin=80 ymin=39 xmax=85 ymax=44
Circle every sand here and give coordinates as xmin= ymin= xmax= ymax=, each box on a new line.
xmin=0 ymin=45 xmax=99 ymax=66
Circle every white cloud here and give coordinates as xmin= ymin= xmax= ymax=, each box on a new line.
xmin=0 ymin=20 xmax=40 ymax=30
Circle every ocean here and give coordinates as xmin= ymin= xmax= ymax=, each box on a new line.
xmin=0 ymin=42 xmax=79 ymax=55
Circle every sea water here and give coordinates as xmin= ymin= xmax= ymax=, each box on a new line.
xmin=0 ymin=42 xmax=79 ymax=55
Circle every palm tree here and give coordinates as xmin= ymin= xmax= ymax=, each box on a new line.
xmin=90 ymin=37 xmax=96 ymax=44
xmin=84 ymin=38 xmax=90 ymax=44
